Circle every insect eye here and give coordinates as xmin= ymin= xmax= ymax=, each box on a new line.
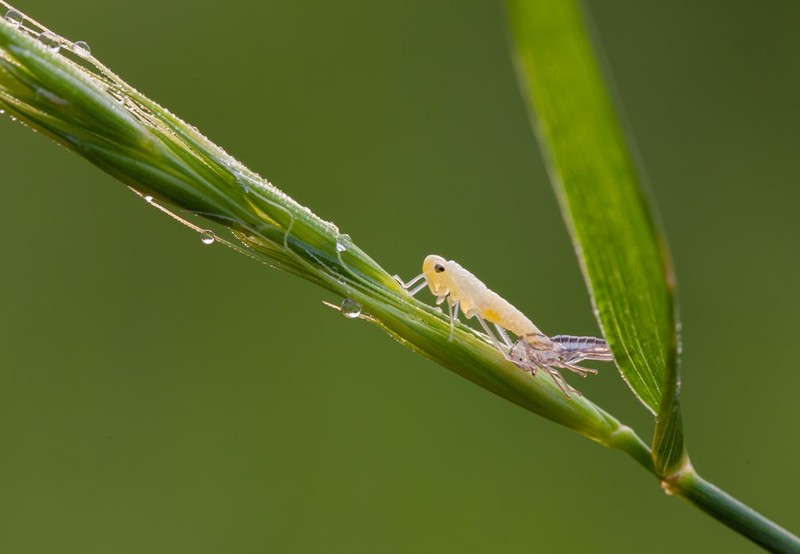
xmin=434 ymin=264 xmax=445 ymax=273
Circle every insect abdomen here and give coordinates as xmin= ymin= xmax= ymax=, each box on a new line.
xmin=479 ymin=290 xmax=540 ymax=337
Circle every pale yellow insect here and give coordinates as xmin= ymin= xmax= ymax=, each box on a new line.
xmin=395 ymin=255 xmax=612 ymax=397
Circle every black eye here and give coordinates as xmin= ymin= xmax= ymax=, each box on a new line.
xmin=434 ymin=264 xmax=445 ymax=273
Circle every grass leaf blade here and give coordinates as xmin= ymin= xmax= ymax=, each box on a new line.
xmin=505 ymin=0 xmax=680 ymax=425
xmin=0 ymin=6 xmax=637 ymax=447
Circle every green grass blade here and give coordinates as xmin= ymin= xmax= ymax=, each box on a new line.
xmin=506 ymin=0 xmax=681 ymax=429
xmin=0 ymin=5 xmax=638 ymax=447
xmin=505 ymin=4 xmax=800 ymax=546
xmin=653 ymin=336 xmax=686 ymax=476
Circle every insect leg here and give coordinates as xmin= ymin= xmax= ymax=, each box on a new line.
xmin=558 ymin=360 xmax=599 ymax=377
xmin=393 ymin=273 xmax=427 ymax=296
xmin=521 ymin=357 xmax=580 ymax=398
xmin=494 ymin=324 xmax=514 ymax=348
xmin=407 ymin=280 xmax=428 ymax=297
xmin=545 ymin=367 xmax=581 ymax=398
xmin=526 ymin=360 xmax=579 ymax=398
xmin=563 ymin=353 xmax=589 ymax=364
xmin=448 ymin=300 xmax=460 ymax=342
xmin=571 ymin=351 xmax=614 ymax=363
xmin=474 ymin=314 xmax=507 ymax=353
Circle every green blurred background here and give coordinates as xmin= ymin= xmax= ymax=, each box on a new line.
xmin=1 ymin=1 xmax=798 ymax=552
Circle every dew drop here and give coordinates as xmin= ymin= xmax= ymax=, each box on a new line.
xmin=4 ymin=9 xmax=23 ymax=27
xmin=38 ymin=31 xmax=60 ymax=53
xmin=340 ymin=298 xmax=362 ymax=319
xmin=336 ymin=233 xmax=351 ymax=253
xmin=200 ymin=230 xmax=216 ymax=245
xmin=71 ymin=40 xmax=91 ymax=57
xmin=144 ymin=195 xmax=154 ymax=203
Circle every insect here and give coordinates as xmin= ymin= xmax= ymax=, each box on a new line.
xmin=395 ymin=254 xmax=613 ymax=397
